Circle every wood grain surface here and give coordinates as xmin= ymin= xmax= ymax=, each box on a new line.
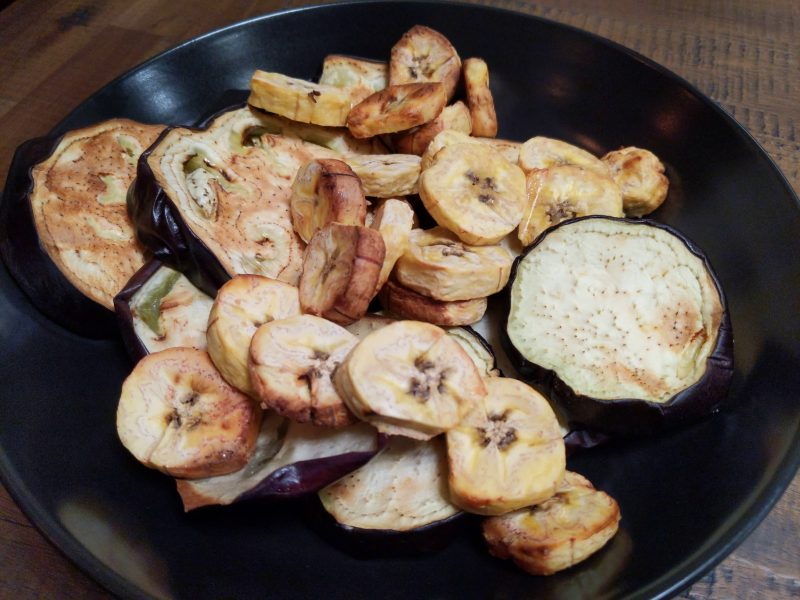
xmin=0 ymin=1 xmax=798 ymax=599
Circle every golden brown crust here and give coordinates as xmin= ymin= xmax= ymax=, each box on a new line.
xmin=463 ymin=58 xmax=498 ymax=138
xmin=346 ymin=83 xmax=447 ymax=138
xmin=392 ymin=101 xmax=472 ymax=155
xmin=30 ymin=119 xmax=163 ymax=308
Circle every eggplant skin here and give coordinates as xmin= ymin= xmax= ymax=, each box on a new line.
xmin=237 ymin=448 xmax=383 ymax=502
xmin=0 ymin=134 xmax=118 ymax=339
xmin=129 ymin=129 xmax=229 ymax=298
xmin=501 ymin=216 xmax=735 ymax=435
xmin=305 ymin=500 xmax=471 ymax=558
xmin=113 ymin=259 xmax=161 ymax=361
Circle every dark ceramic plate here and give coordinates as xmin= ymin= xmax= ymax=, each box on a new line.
xmin=1 ymin=2 xmax=798 ymax=599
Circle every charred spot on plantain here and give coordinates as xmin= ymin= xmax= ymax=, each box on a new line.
xmin=307 ymin=90 xmax=321 ymax=104
xmin=181 ymin=392 xmax=199 ymax=406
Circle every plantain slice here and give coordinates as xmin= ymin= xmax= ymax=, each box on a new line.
xmin=394 ymin=227 xmax=513 ymax=301
xmin=446 ymin=377 xmax=565 ymax=515
xmin=346 ymin=83 xmax=447 ymax=138
xmin=421 ymin=130 xmax=520 ymax=169
xmin=344 ymin=153 xmax=422 ymax=197
xmin=290 ymin=158 xmax=367 ymax=243
xmin=393 ymin=101 xmax=472 ymax=155
xmin=517 ymin=165 xmax=624 ymax=246
xmin=518 ymin=136 xmax=608 ymax=176
xmin=206 ymin=275 xmax=300 ymax=397
xmin=299 ymin=222 xmax=385 ymax=325
xmin=482 ymin=471 xmax=621 ymax=575
xmin=390 ymin=25 xmax=462 ymax=101
xmin=318 ymin=54 xmax=388 ymax=104
xmin=116 ymin=347 xmax=261 ymax=478
xmin=249 ymin=314 xmax=359 ymax=428
xmin=420 ymin=142 xmax=526 ymax=245
xmin=463 ymin=58 xmax=498 ymax=138
xmin=379 ymin=280 xmax=487 ymax=326
xmin=334 ymin=320 xmax=487 ymax=440
xmin=370 ymin=198 xmax=416 ymax=292
xmin=602 ymin=146 xmax=669 ymax=217
xmin=248 ymin=70 xmax=355 ymax=127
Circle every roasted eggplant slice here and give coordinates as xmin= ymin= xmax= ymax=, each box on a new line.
xmin=0 ymin=121 xmax=161 ymax=338
xmin=313 ymin=436 xmax=467 ymax=556
xmin=131 ymin=106 xmax=338 ymax=294
xmin=503 ymin=216 xmax=734 ymax=434
xmin=176 ymin=412 xmax=381 ymax=510
xmin=114 ymin=259 xmax=213 ymax=361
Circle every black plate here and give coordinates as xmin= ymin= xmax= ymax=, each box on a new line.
xmin=1 ymin=2 xmax=799 ymax=599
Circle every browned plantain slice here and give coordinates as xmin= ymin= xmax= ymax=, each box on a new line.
xmin=248 ymin=70 xmax=355 ymax=127
xmin=393 ymin=101 xmax=472 ymax=155
xmin=249 ymin=314 xmax=359 ymax=427
xmin=299 ymin=223 xmax=385 ymax=325
xmin=482 ymin=471 xmax=620 ymax=575
xmin=463 ymin=58 xmax=498 ymax=138
xmin=206 ymin=275 xmax=301 ymax=396
xmin=379 ymin=279 xmax=487 ymax=326
xmin=518 ymin=165 xmax=624 ymax=246
xmin=290 ymin=158 xmax=367 ymax=243
xmin=333 ymin=320 xmax=487 ymax=440
xmin=447 ymin=377 xmax=565 ymax=515
xmin=390 ymin=25 xmax=462 ymax=101
xmin=602 ymin=146 xmax=669 ymax=217
xmin=116 ymin=347 xmax=261 ymax=478
xmin=394 ymin=227 xmax=512 ymax=302
xmin=346 ymin=83 xmax=447 ymax=138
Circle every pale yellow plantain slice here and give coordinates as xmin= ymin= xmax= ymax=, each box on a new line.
xmin=318 ymin=54 xmax=388 ymax=103
xmin=421 ymin=130 xmax=520 ymax=169
xmin=370 ymin=198 xmax=416 ymax=293
xmin=248 ymin=70 xmax=355 ymax=127
xmin=447 ymin=377 xmax=566 ymax=515
xmin=518 ymin=136 xmax=609 ymax=175
xmin=333 ymin=320 xmax=487 ymax=440
xmin=393 ymin=101 xmax=472 ymax=155
xmin=290 ymin=158 xmax=367 ymax=243
xmin=299 ymin=223 xmax=385 ymax=325
xmin=420 ymin=142 xmax=526 ymax=245
xmin=517 ymin=165 xmax=624 ymax=246
xmin=463 ymin=58 xmax=498 ymax=138
xmin=483 ymin=471 xmax=621 ymax=575
xmin=116 ymin=347 xmax=261 ymax=478
xmin=390 ymin=25 xmax=462 ymax=101
xmin=378 ymin=280 xmax=487 ymax=327
xmin=394 ymin=227 xmax=513 ymax=301
xmin=249 ymin=314 xmax=359 ymax=427
xmin=344 ymin=153 xmax=422 ymax=197
xmin=602 ymin=146 xmax=669 ymax=217
xmin=206 ymin=275 xmax=301 ymax=397
xmin=346 ymin=82 xmax=447 ymax=138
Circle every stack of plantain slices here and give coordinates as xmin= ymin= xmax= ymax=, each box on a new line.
xmin=0 ymin=19 xmax=696 ymax=581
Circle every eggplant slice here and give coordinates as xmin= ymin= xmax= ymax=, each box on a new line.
xmin=314 ymin=436 xmax=467 ymax=556
xmin=503 ymin=216 xmax=734 ymax=434
xmin=175 ymin=412 xmax=380 ymax=510
xmin=0 ymin=122 xmax=162 ymax=337
xmin=114 ymin=259 xmax=214 ymax=361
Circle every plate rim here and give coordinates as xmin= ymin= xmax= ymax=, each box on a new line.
xmin=1 ymin=2 xmax=798 ymax=599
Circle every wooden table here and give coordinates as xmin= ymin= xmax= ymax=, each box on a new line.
xmin=0 ymin=0 xmax=797 ymax=598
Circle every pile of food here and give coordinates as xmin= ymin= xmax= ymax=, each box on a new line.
xmin=14 ymin=24 xmax=734 ymax=577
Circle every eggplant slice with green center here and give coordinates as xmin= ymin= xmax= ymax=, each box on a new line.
xmin=114 ymin=259 xmax=214 ymax=361
xmin=503 ymin=216 xmax=733 ymax=434
xmin=313 ymin=435 xmax=467 ymax=556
